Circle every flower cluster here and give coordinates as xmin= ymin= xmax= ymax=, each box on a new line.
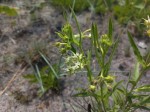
xmin=143 ymin=16 xmax=150 ymax=37
xmin=63 ymin=52 xmax=85 ymax=74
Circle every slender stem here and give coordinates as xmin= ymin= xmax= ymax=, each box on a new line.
xmin=69 ymin=0 xmax=75 ymax=22
xmin=71 ymin=9 xmax=83 ymax=52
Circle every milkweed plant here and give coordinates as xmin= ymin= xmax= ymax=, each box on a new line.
xmin=56 ymin=12 xmax=150 ymax=111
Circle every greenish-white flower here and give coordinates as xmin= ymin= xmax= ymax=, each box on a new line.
xmin=63 ymin=52 xmax=85 ymax=74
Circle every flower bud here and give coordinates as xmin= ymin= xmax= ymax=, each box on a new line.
xmin=104 ymin=75 xmax=114 ymax=83
xmin=89 ymin=85 xmax=96 ymax=91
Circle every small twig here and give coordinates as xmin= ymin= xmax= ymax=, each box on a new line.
xmin=0 ymin=65 xmax=27 ymax=97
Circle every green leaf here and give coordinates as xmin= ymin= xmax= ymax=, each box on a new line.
xmin=129 ymin=94 xmax=149 ymax=99
xmin=112 ymin=90 xmax=125 ymax=105
xmin=132 ymin=96 xmax=150 ymax=111
xmin=91 ymin=23 xmax=102 ymax=67
xmin=73 ymin=92 xmax=90 ymax=97
xmin=108 ymin=19 xmax=113 ymax=41
xmin=71 ymin=8 xmax=82 ymax=47
xmin=140 ymin=96 xmax=150 ymax=106
xmin=70 ymin=44 xmax=76 ymax=53
xmin=23 ymin=74 xmax=37 ymax=83
xmin=132 ymin=104 xmax=150 ymax=111
xmin=135 ymin=85 xmax=150 ymax=92
xmin=144 ymin=51 xmax=150 ymax=69
xmin=35 ymin=65 xmax=45 ymax=93
xmin=87 ymin=50 xmax=92 ymax=66
xmin=56 ymin=32 xmax=65 ymax=39
xmin=127 ymin=31 xmax=145 ymax=67
xmin=132 ymin=62 xmax=140 ymax=82
xmin=112 ymin=80 xmax=124 ymax=93
xmin=39 ymin=52 xmax=58 ymax=78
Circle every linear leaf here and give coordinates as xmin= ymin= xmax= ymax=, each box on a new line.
xmin=133 ymin=105 xmax=150 ymax=111
xmin=108 ymin=19 xmax=113 ymax=40
xmin=140 ymin=96 xmax=150 ymax=105
xmin=127 ymin=31 xmax=145 ymax=67
xmin=39 ymin=52 xmax=58 ymax=78
xmin=132 ymin=62 xmax=140 ymax=82
xmin=91 ymin=23 xmax=102 ymax=67
xmin=35 ymin=65 xmax=45 ymax=93
xmin=135 ymin=85 xmax=150 ymax=92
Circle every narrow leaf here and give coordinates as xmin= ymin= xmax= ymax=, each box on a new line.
xmin=39 ymin=52 xmax=58 ymax=78
xmin=35 ymin=65 xmax=45 ymax=93
xmin=132 ymin=62 xmax=140 ymax=82
xmin=135 ymin=85 xmax=150 ymax=92
xmin=140 ymin=96 xmax=150 ymax=105
xmin=132 ymin=104 xmax=150 ymax=111
xmin=112 ymin=80 xmax=123 ymax=93
xmin=91 ymin=23 xmax=102 ymax=67
xmin=127 ymin=31 xmax=145 ymax=67
xmin=71 ymin=8 xmax=82 ymax=48
xmin=108 ymin=19 xmax=113 ymax=40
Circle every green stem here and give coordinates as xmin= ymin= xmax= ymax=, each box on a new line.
xmin=71 ymin=8 xmax=83 ymax=52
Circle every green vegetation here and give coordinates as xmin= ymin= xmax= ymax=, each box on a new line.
xmin=113 ymin=0 xmax=149 ymax=24
xmin=17 ymin=41 xmax=61 ymax=96
xmin=49 ymin=0 xmax=150 ymax=35
xmin=54 ymin=12 xmax=150 ymax=111
xmin=49 ymin=0 xmax=89 ymax=12
xmin=49 ymin=0 xmax=114 ymax=13
xmin=0 ymin=5 xmax=18 ymax=16
xmin=23 ymin=60 xmax=60 ymax=97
